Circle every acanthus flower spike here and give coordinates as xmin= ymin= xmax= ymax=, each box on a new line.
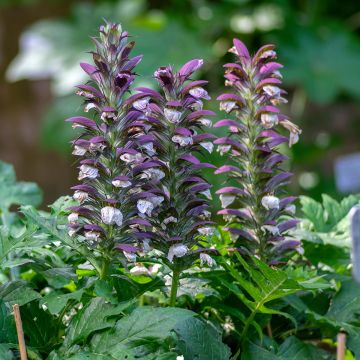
xmin=65 ymin=21 xmax=147 ymax=277
xmin=215 ymin=38 xmax=302 ymax=263
xmin=127 ymin=60 xmax=216 ymax=305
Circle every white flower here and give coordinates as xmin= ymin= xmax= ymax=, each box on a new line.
xmin=285 ymin=204 xmax=296 ymax=215
xmin=229 ymin=126 xmax=239 ymax=133
xmin=220 ymin=101 xmax=237 ymax=113
xmin=217 ymin=145 xmax=231 ymax=155
xmin=73 ymin=191 xmax=88 ymax=204
xmin=190 ymin=100 xmax=203 ymax=111
xmin=112 ymin=179 xmax=131 ymax=188
xmin=137 ymin=199 xmax=154 ymax=216
xmin=198 ymin=227 xmax=214 ymax=236
xmin=199 ymin=118 xmax=212 ymax=127
xmin=120 ymin=153 xmax=142 ymax=164
xmin=270 ymin=96 xmax=287 ymax=105
xmin=289 ymin=131 xmax=300 ymax=147
xmin=140 ymin=168 xmax=165 ymax=182
xmin=161 ymin=216 xmax=177 ymax=230
xmin=89 ymin=142 xmax=106 ymax=152
xmin=68 ymin=213 xmax=79 ymax=224
xmin=220 ymin=194 xmax=235 ymax=208
xmin=141 ymin=142 xmax=156 ymax=156
xmin=261 ymin=225 xmax=279 ymax=235
xmin=200 ymin=142 xmax=214 ymax=153
xmin=259 ymin=50 xmax=276 ymax=59
xmin=72 ymin=145 xmax=87 ymax=156
xmin=200 ymin=253 xmax=216 ymax=267
xmin=200 ymin=210 xmax=211 ymax=220
xmin=84 ymin=102 xmax=96 ymax=112
xmin=263 ymin=85 xmax=281 ymax=97
xmin=78 ymin=165 xmax=98 ymax=180
xmin=261 ymin=113 xmax=278 ymax=129
xmin=85 ymin=231 xmax=100 ymax=242
xmin=101 ymin=206 xmax=123 ymax=226
xmin=164 ymin=108 xmax=182 ymax=123
xmin=68 ymin=228 xmax=77 ymax=237
xmin=167 ymin=244 xmax=188 ymax=262
xmin=133 ymin=96 xmax=150 ymax=111
xmin=130 ymin=264 xmax=150 ymax=276
xmin=172 ymin=135 xmax=193 ymax=147
xmin=142 ymin=238 xmax=151 ymax=252
xmin=200 ymin=189 xmax=212 ymax=200
xmin=261 ymin=195 xmax=280 ymax=210
xmin=189 ymin=87 xmax=210 ymax=100
xmin=279 ymin=119 xmax=301 ymax=147
xmin=101 ymin=111 xmax=116 ymax=121
xmin=124 ymin=251 xmax=136 ymax=262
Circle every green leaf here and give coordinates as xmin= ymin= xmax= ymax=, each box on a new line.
xmin=91 ymin=307 xmax=195 ymax=355
xmin=0 ymin=344 xmax=14 ymax=360
xmin=0 ymin=281 xmax=40 ymax=306
xmin=41 ymin=267 xmax=77 ymax=288
xmin=63 ymin=297 xmax=133 ymax=349
xmin=0 ymin=300 xmax=17 ymax=343
xmin=243 ymin=336 xmax=330 ymax=360
xmin=40 ymin=289 xmax=84 ymax=315
xmin=327 ymin=279 xmax=360 ymax=323
xmin=0 ymin=160 xmax=42 ymax=211
xmin=299 ymin=196 xmax=325 ymax=231
xmin=173 ymin=317 xmax=231 ymax=360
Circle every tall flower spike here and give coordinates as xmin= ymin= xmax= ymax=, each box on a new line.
xmin=127 ymin=60 xmax=216 ymax=304
xmin=215 ymin=39 xmax=302 ymax=264
xmin=66 ymin=22 xmax=145 ymax=273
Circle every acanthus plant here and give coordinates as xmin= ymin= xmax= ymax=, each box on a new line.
xmin=215 ymin=39 xmax=302 ymax=264
xmin=66 ymin=21 xmax=149 ymax=279
xmin=126 ymin=61 xmax=217 ymax=305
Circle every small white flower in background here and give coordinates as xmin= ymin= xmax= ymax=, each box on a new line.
xmin=164 ymin=108 xmax=182 ymax=123
xmin=137 ymin=199 xmax=154 ymax=216
xmin=189 ymin=86 xmax=210 ymax=100
xmin=199 ymin=118 xmax=212 ymax=127
xmin=263 ymin=85 xmax=281 ymax=98
xmin=78 ymin=165 xmax=98 ymax=180
xmin=200 ymin=189 xmax=212 ymax=200
xmin=119 ymin=152 xmax=142 ymax=164
xmin=261 ymin=113 xmax=278 ymax=129
xmin=200 ymin=142 xmax=214 ymax=153
xmin=261 ymin=195 xmax=280 ymax=210
xmin=140 ymin=168 xmax=165 ymax=181
xmin=85 ymin=231 xmax=100 ymax=242
xmin=142 ymin=238 xmax=151 ymax=252
xmin=72 ymin=145 xmax=87 ymax=156
xmin=261 ymin=225 xmax=279 ymax=235
xmin=217 ymin=145 xmax=231 ymax=155
xmin=285 ymin=204 xmax=296 ymax=215
xmin=220 ymin=194 xmax=235 ymax=208
xmin=130 ymin=264 xmax=150 ymax=276
xmin=112 ymin=179 xmax=131 ymax=188
xmin=172 ymin=135 xmax=193 ymax=147
xmin=133 ymin=96 xmax=150 ymax=111
xmin=220 ymin=100 xmax=237 ymax=113
xmin=68 ymin=213 xmax=79 ymax=224
xmin=124 ymin=251 xmax=136 ymax=262
xmin=198 ymin=227 xmax=214 ymax=236
xmin=167 ymin=243 xmax=188 ymax=262
xmin=101 ymin=206 xmax=123 ymax=226
xmin=73 ymin=190 xmax=88 ymax=204
xmin=200 ymin=253 xmax=216 ymax=267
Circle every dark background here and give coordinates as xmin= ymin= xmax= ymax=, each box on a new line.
xmin=0 ymin=0 xmax=359 ymax=206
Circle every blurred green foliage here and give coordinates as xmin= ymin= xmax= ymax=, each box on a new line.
xmin=3 ymin=0 xmax=360 ymax=201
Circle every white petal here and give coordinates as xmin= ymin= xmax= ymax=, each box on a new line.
xmin=78 ymin=165 xmax=98 ymax=180
xmin=164 ymin=108 xmax=182 ymax=123
xmin=200 ymin=142 xmax=214 ymax=153
xmin=68 ymin=213 xmax=78 ymax=224
xmin=133 ymin=96 xmax=150 ymax=111
xmin=261 ymin=195 xmax=280 ymax=210
xmin=167 ymin=244 xmax=188 ymax=262
xmin=200 ymin=253 xmax=216 ymax=267
xmin=137 ymin=199 xmax=154 ymax=216
xmin=112 ymin=179 xmax=131 ymax=188
xmin=73 ymin=191 xmax=88 ymax=204
xmin=220 ymin=194 xmax=235 ymax=208
xmin=101 ymin=206 xmax=123 ymax=226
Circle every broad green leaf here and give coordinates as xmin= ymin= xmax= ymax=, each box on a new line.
xmin=0 ymin=344 xmax=14 ymax=360
xmin=299 ymin=196 xmax=325 ymax=231
xmin=40 ymin=289 xmax=84 ymax=315
xmin=327 ymin=279 xmax=360 ymax=323
xmin=243 ymin=336 xmax=330 ymax=360
xmin=0 ymin=280 xmax=40 ymax=306
xmin=91 ymin=307 xmax=195 ymax=355
xmin=63 ymin=297 xmax=133 ymax=348
xmin=0 ymin=161 xmax=42 ymax=211
xmin=41 ymin=267 xmax=77 ymax=288
xmin=0 ymin=300 xmax=17 ymax=343
xmin=173 ymin=317 xmax=231 ymax=360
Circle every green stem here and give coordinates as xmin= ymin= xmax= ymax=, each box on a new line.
xmin=169 ymin=268 xmax=181 ymax=307
xmin=100 ymin=258 xmax=110 ymax=280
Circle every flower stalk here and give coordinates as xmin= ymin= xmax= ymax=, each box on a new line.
xmin=215 ymin=39 xmax=302 ymax=264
